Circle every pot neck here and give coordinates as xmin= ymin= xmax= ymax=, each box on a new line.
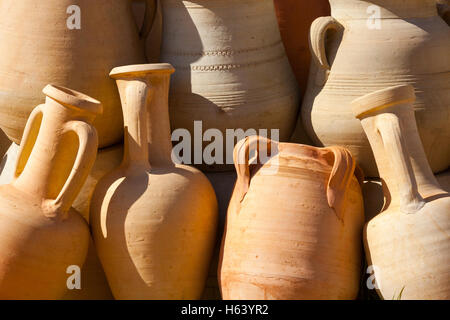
xmin=115 ymin=69 xmax=174 ymax=170
xmin=330 ymin=0 xmax=438 ymax=20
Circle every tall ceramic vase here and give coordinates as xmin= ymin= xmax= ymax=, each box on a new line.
xmin=219 ymin=136 xmax=364 ymax=299
xmin=160 ymin=0 xmax=300 ymax=169
xmin=352 ymin=85 xmax=450 ymax=300
xmin=0 ymin=84 xmax=101 ymax=299
xmin=293 ymin=0 xmax=450 ymax=177
xmin=273 ymin=0 xmax=331 ymax=92
xmin=0 ymin=0 xmax=158 ymax=148
xmin=90 ymin=63 xmax=219 ymax=299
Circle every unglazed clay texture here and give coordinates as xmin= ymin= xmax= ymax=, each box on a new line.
xmin=219 ymin=136 xmax=365 ymax=300
xmin=0 ymin=85 xmax=101 ymax=299
xmin=294 ymin=0 xmax=450 ymax=177
xmin=0 ymin=0 xmax=158 ymax=148
xmin=273 ymin=0 xmax=330 ymax=92
xmin=353 ymin=85 xmax=450 ymax=300
xmin=160 ymin=0 xmax=299 ymax=169
xmin=0 ymin=130 xmax=9 ymax=159
xmin=90 ymin=64 xmax=219 ymax=300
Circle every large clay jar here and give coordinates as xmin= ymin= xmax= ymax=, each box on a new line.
xmin=90 ymin=63 xmax=219 ymax=299
xmin=0 ymin=0 xmax=158 ymax=148
xmin=160 ymin=0 xmax=299 ymax=169
xmin=273 ymin=0 xmax=330 ymax=92
xmin=218 ymin=136 xmax=364 ymax=300
xmin=352 ymin=85 xmax=450 ymax=300
xmin=294 ymin=0 xmax=450 ymax=177
xmin=0 ymin=84 xmax=101 ymax=299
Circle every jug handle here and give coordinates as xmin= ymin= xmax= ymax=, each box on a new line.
xmin=375 ymin=113 xmax=425 ymax=214
xmin=45 ymin=121 xmax=98 ymax=217
xmin=326 ymin=146 xmax=357 ymax=221
xmin=13 ymin=104 xmax=44 ymax=180
xmin=309 ymin=16 xmax=343 ymax=86
xmin=233 ymin=136 xmax=276 ymax=203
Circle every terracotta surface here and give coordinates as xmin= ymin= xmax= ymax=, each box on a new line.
xmin=273 ymin=0 xmax=330 ymax=93
xmin=0 ymin=143 xmax=119 ymax=300
xmin=202 ymin=171 xmax=236 ymax=300
xmin=293 ymin=0 xmax=450 ymax=177
xmin=90 ymin=64 xmax=218 ymax=299
xmin=0 ymin=85 xmax=101 ymax=299
xmin=352 ymin=85 xmax=450 ymax=300
xmin=437 ymin=170 xmax=450 ymax=191
xmin=0 ymin=0 xmax=158 ymax=148
xmin=160 ymin=0 xmax=300 ymax=169
xmin=219 ymin=136 xmax=364 ymax=300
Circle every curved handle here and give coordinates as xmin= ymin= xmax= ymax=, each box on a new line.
xmin=13 ymin=104 xmax=44 ymax=180
xmin=375 ymin=113 xmax=425 ymax=214
xmin=326 ymin=146 xmax=357 ymax=220
xmin=309 ymin=16 xmax=343 ymax=85
xmin=233 ymin=136 xmax=275 ymax=202
xmin=44 ymin=121 xmax=98 ymax=217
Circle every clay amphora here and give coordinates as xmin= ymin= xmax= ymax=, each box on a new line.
xmin=273 ymin=0 xmax=331 ymax=92
xmin=0 ymin=143 xmax=119 ymax=300
xmin=0 ymin=0 xmax=158 ymax=148
xmin=0 ymin=84 xmax=101 ymax=299
xmin=352 ymin=85 xmax=450 ymax=300
xmin=160 ymin=0 xmax=299 ymax=169
xmin=90 ymin=63 xmax=219 ymax=299
xmin=293 ymin=0 xmax=450 ymax=177
xmin=219 ymin=136 xmax=364 ymax=300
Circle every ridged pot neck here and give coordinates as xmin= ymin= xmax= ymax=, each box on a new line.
xmin=329 ymin=0 xmax=438 ymax=20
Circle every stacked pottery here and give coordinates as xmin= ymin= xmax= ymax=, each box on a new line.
xmin=0 ymin=0 xmax=157 ymax=148
xmin=219 ymin=136 xmax=365 ymax=299
xmin=352 ymin=85 xmax=450 ymax=299
xmin=0 ymin=85 xmax=101 ymax=299
xmin=293 ymin=0 xmax=450 ymax=177
xmin=273 ymin=0 xmax=331 ymax=92
xmin=90 ymin=64 xmax=218 ymax=299
xmin=159 ymin=0 xmax=300 ymax=169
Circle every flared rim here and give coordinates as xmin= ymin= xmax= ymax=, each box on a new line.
xmin=43 ymin=84 xmax=103 ymax=115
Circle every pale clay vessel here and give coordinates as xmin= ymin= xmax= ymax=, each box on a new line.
xmin=90 ymin=64 xmax=219 ymax=300
xmin=0 ymin=143 xmax=122 ymax=299
xmin=219 ymin=136 xmax=365 ymax=300
xmin=159 ymin=0 xmax=300 ymax=169
xmin=0 ymin=85 xmax=101 ymax=299
xmin=292 ymin=0 xmax=450 ymax=177
xmin=352 ymin=85 xmax=450 ymax=300
xmin=0 ymin=0 xmax=158 ymax=148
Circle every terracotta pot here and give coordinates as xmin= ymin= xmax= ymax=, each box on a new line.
xmin=160 ymin=0 xmax=299 ymax=169
xmin=219 ymin=136 xmax=364 ymax=300
xmin=352 ymin=85 xmax=450 ymax=300
xmin=293 ymin=0 xmax=450 ymax=177
xmin=273 ymin=0 xmax=331 ymax=93
xmin=437 ymin=170 xmax=450 ymax=191
xmin=0 ymin=0 xmax=159 ymax=148
xmin=0 ymin=84 xmax=101 ymax=299
xmin=90 ymin=63 xmax=219 ymax=299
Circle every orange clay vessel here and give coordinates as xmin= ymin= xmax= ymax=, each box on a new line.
xmin=352 ymin=85 xmax=450 ymax=299
xmin=219 ymin=136 xmax=364 ymax=299
xmin=90 ymin=63 xmax=218 ymax=300
xmin=0 ymin=0 xmax=157 ymax=148
xmin=293 ymin=0 xmax=450 ymax=177
xmin=0 ymin=85 xmax=101 ymax=299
